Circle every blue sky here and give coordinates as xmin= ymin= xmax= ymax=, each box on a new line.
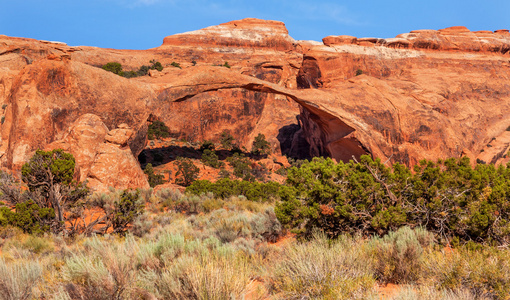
xmin=1 ymin=0 xmax=509 ymax=49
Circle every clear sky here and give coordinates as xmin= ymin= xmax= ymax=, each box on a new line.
xmin=1 ymin=0 xmax=509 ymax=50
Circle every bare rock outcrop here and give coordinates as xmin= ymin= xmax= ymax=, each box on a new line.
xmin=161 ymin=18 xmax=296 ymax=51
xmin=1 ymin=57 xmax=153 ymax=169
xmin=323 ymin=26 xmax=510 ymax=54
xmin=47 ymin=114 xmax=149 ymax=192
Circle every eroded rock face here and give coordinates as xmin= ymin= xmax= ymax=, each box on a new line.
xmin=323 ymin=26 xmax=510 ymax=54
xmin=46 ymin=114 xmax=149 ymax=192
xmin=1 ymin=18 xmax=510 ymax=190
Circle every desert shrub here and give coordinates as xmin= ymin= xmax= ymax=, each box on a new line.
xmin=226 ymin=153 xmax=253 ymax=181
xmin=275 ymin=166 xmax=287 ymax=176
xmin=149 ymin=60 xmax=163 ymax=71
xmin=86 ymin=191 xmax=118 ymax=209
xmin=199 ymin=140 xmax=215 ymax=152
xmin=188 ymin=208 xmax=283 ymax=244
xmin=0 ymin=206 xmax=11 ymax=227
xmin=174 ymin=157 xmax=199 ymax=187
xmin=170 ymin=62 xmax=181 ymax=69
xmin=19 ymin=149 xmax=89 ymax=232
xmin=201 ymin=197 xmax=224 ymax=213
xmin=147 ymin=120 xmax=170 ymax=140
xmin=367 ymin=226 xmax=434 ymax=284
xmin=251 ymin=162 xmax=269 ymax=181
xmin=130 ymin=213 xmax=155 ymax=238
xmin=213 ymin=213 xmax=252 ymax=243
xmin=223 ymin=61 xmax=231 ymax=68
xmin=0 ymin=171 xmax=26 ymax=204
xmin=102 ymin=60 xmax=162 ymax=78
xmin=122 ymin=70 xmax=138 ymax=78
xmin=138 ymin=188 xmax=153 ymax=203
xmin=200 ymin=149 xmax=222 ymax=168
xmin=186 ymin=178 xmax=281 ymax=202
xmin=220 ymin=131 xmax=235 ymax=150
xmin=276 ymin=155 xmax=510 ymax=245
xmin=218 ymin=168 xmax=230 ymax=179
xmin=132 ymin=232 xmax=252 ymax=299
xmin=232 ymin=237 xmax=257 ymax=255
xmin=356 ymin=69 xmax=363 ymax=76
xmin=0 ymin=259 xmax=43 ymax=300
xmin=224 ymin=195 xmax=267 ymax=213
xmin=156 ymin=188 xmax=183 ymax=209
xmin=172 ymin=193 xmax=212 ymax=215
xmin=102 ymin=62 xmax=123 ymax=75
xmin=251 ymin=133 xmax=271 ymax=157
xmin=110 ymin=190 xmax=145 ymax=234
xmin=144 ymin=163 xmax=164 ymax=187
xmin=388 ymin=285 xmax=478 ymax=300
xmin=287 ymin=157 xmax=309 ymax=168
xmin=1 ymin=201 xmax=55 ymax=234
xmin=0 ymin=225 xmax=23 ymax=239
xmin=249 ymin=208 xmax=283 ymax=243
xmin=136 ymin=65 xmax=150 ymax=76
xmin=269 ymin=232 xmax=376 ymax=299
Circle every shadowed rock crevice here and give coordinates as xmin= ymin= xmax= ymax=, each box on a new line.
xmin=297 ymin=56 xmax=322 ymax=89
xmin=298 ymin=105 xmax=369 ymax=162
xmin=276 ymin=120 xmax=312 ymax=160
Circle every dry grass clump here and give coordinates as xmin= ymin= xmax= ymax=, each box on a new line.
xmin=186 ymin=207 xmax=283 ymax=247
xmin=2 ymin=232 xmax=56 ymax=259
xmin=423 ymin=246 xmax=510 ymax=299
xmin=62 ymin=236 xmax=139 ymax=299
xmin=384 ymin=285 xmax=480 ymax=300
xmin=144 ymin=250 xmax=252 ymax=299
xmin=367 ymin=226 xmax=434 ymax=284
xmin=269 ymin=232 xmax=376 ymax=299
xmin=0 ymin=258 xmax=42 ymax=300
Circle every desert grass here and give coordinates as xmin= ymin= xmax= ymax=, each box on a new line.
xmin=268 ymin=231 xmax=377 ymax=299
xmin=0 ymin=258 xmax=42 ymax=300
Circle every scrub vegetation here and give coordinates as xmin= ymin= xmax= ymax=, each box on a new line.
xmin=1 ymin=150 xmax=510 ymax=299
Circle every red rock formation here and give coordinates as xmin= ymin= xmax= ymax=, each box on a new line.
xmin=323 ymin=26 xmax=510 ymax=54
xmin=47 ymin=114 xmax=149 ymax=191
xmin=161 ymin=18 xmax=296 ymax=51
xmin=1 ymin=19 xmax=510 ymax=190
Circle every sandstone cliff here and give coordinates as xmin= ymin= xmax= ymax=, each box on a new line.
xmin=0 ymin=19 xmax=509 ymax=190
